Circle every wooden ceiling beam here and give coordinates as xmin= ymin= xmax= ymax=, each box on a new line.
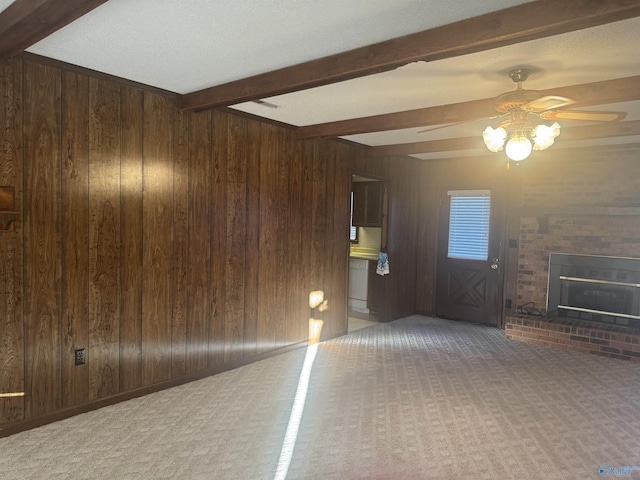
xmin=0 ymin=0 xmax=107 ymax=60
xmin=299 ymin=76 xmax=640 ymax=139
xmin=180 ymin=0 xmax=640 ymax=111
xmin=373 ymin=137 xmax=484 ymax=157
xmin=372 ymin=120 xmax=640 ymax=156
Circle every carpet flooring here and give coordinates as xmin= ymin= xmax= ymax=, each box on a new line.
xmin=1 ymin=315 xmax=640 ymax=479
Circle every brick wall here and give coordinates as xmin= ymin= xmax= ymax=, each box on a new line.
xmin=505 ymin=315 xmax=640 ymax=362
xmin=516 ymin=148 xmax=640 ymax=310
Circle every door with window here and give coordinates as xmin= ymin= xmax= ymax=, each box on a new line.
xmin=436 ymin=189 xmax=505 ymax=326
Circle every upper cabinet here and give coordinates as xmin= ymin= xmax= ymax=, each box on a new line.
xmin=352 ymin=181 xmax=383 ymax=227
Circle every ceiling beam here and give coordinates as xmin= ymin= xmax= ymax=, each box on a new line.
xmin=0 ymin=0 xmax=107 ymax=60
xmin=180 ymin=0 xmax=640 ymax=111
xmin=372 ymin=120 xmax=640 ymax=156
xmin=299 ymin=76 xmax=640 ymax=139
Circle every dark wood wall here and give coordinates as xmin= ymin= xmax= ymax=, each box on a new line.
xmin=384 ymin=156 xmax=421 ymax=320
xmin=0 ymin=56 xmax=419 ymax=429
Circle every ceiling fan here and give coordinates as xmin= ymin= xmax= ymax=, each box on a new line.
xmin=423 ymin=68 xmax=628 ymax=163
xmin=491 ymin=67 xmax=626 ymax=123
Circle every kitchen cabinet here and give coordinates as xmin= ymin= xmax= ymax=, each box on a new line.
xmin=367 ymin=260 xmax=387 ymax=318
xmin=352 ymin=181 xmax=382 ymax=227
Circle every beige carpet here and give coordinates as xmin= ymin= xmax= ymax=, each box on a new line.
xmin=1 ymin=315 xmax=640 ymax=479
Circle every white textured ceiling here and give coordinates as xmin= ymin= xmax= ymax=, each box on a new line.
xmin=19 ymin=0 xmax=640 ymax=159
xmin=27 ymin=0 xmax=533 ymax=93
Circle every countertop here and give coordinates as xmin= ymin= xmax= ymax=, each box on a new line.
xmin=349 ymin=250 xmax=379 ymax=261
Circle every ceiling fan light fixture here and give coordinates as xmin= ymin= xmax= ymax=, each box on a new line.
xmin=478 ymin=68 xmax=623 ymax=165
xmin=482 ymin=126 xmax=506 ymax=152
xmin=532 ymin=122 xmax=560 ymax=151
xmin=505 ymin=131 xmax=532 ymax=162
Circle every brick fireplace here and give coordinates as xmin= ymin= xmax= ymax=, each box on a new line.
xmin=504 ymin=148 xmax=640 ymax=362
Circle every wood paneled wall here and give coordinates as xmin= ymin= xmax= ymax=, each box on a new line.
xmin=382 ymin=156 xmax=421 ymax=320
xmin=0 ymin=56 xmax=409 ymax=428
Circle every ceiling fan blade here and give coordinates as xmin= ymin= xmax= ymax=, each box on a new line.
xmin=522 ymin=95 xmax=576 ymax=112
xmin=540 ymin=109 xmax=627 ymax=122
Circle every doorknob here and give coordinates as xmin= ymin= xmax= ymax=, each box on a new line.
xmin=491 ymin=258 xmax=499 ymax=270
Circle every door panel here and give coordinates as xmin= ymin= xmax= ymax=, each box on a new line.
xmin=436 ymin=188 xmax=504 ymax=326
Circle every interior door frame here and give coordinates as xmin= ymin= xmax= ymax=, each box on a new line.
xmin=347 ymin=170 xmax=391 ymax=324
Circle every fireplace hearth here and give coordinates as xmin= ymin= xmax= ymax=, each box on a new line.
xmin=547 ymin=253 xmax=640 ymax=329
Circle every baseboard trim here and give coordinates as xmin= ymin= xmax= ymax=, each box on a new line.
xmin=0 ymin=339 xmax=310 ymax=438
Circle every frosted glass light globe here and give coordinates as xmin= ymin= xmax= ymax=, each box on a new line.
xmin=533 ymin=122 xmax=561 ymax=150
xmin=482 ymin=126 xmax=507 ymax=152
xmin=505 ymin=133 xmax=532 ymax=162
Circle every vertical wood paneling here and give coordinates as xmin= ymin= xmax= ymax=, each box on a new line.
xmin=243 ymin=119 xmax=261 ymax=356
xmin=274 ymin=128 xmax=289 ymax=348
xmin=142 ymin=93 xmax=173 ymax=386
xmin=88 ymin=78 xmax=121 ymax=400
xmin=0 ymin=57 xmax=24 ymax=423
xmin=224 ymin=115 xmax=247 ymax=363
xmin=171 ymin=106 xmax=189 ymax=378
xmin=310 ymin=141 xmax=327 ymax=329
xmin=256 ymin=123 xmax=278 ymax=353
xmin=285 ymin=131 xmax=304 ymax=342
xmin=321 ymin=144 xmax=337 ymax=335
xmin=61 ymin=71 xmax=89 ymax=408
xmin=2 ymin=57 xmax=409 ymax=430
xmin=331 ymin=143 xmax=352 ymax=334
xmin=352 ymin=147 xmax=368 ymax=173
xmin=209 ymin=110 xmax=227 ymax=367
xmin=367 ymin=155 xmax=388 ymax=178
xmin=299 ymin=140 xmax=316 ymax=340
xmin=414 ymin=163 xmax=438 ymax=315
xmin=23 ymin=61 xmax=61 ymax=418
xmin=119 ymin=85 xmax=143 ymax=391
xmin=186 ymin=111 xmax=211 ymax=373
xmin=386 ymin=158 xmax=419 ymax=320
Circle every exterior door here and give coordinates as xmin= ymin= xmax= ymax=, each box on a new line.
xmin=436 ymin=188 xmax=505 ymax=326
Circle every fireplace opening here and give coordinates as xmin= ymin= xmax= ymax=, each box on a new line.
xmin=547 ymin=253 xmax=640 ymax=330
xmin=564 ymin=280 xmax=634 ymax=315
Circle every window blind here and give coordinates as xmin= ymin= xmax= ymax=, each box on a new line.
xmin=447 ymin=190 xmax=490 ymax=261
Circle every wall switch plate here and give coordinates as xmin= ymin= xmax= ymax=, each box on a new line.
xmin=74 ymin=348 xmax=86 ymax=366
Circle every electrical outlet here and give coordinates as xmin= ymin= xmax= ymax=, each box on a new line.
xmin=74 ymin=348 xmax=86 ymax=366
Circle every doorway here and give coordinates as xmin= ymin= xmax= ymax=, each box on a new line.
xmin=435 ymin=187 xmax=505 ymax=326
xmin=348 ymin=173 xmax=389 ymax=332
